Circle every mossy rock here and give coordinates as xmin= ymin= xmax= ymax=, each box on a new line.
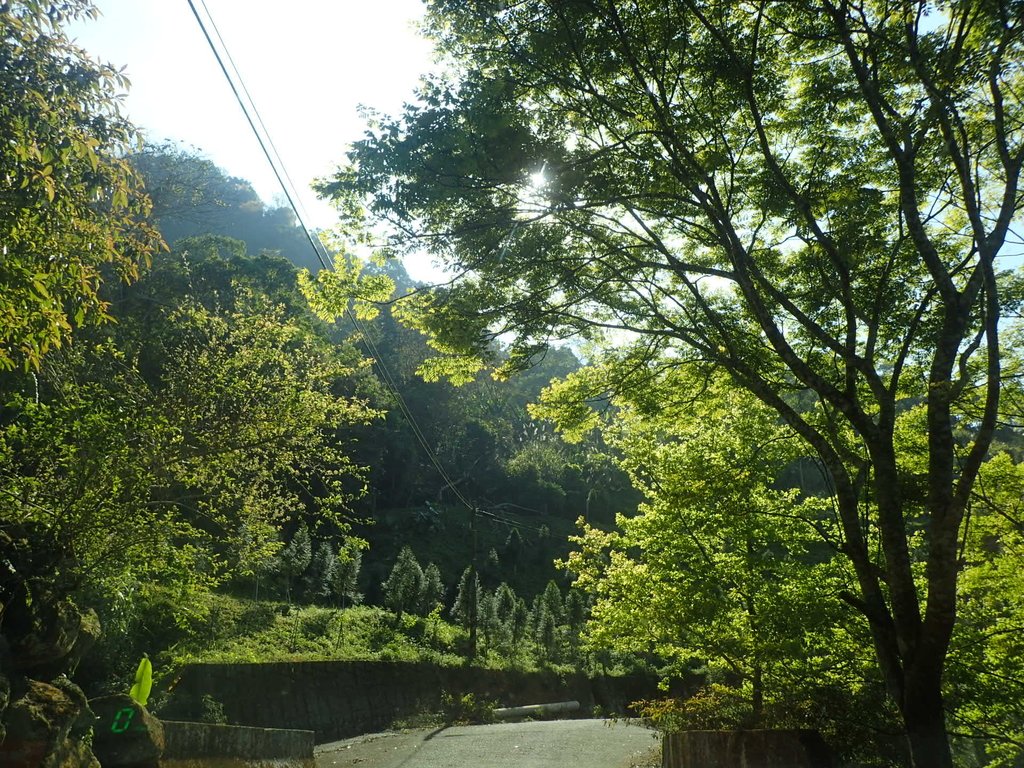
xmin=90 ymin=694 xmax=164 ymax=768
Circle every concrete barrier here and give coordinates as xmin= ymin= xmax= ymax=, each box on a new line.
xmin=160 ymin=720 xmax=314 ymax=768
xmin=161 ymin=661 xmax=663 ymax=742
xmin=662 ymin=730 xmax=833 ymax=768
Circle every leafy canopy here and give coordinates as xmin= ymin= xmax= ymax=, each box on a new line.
xmin=0 ymin=0 xmax=161 ymax=369
xmin=0 ymin=242 xmax=380 ymax=622
xmin=322 ymin=1 xmax=1024 ymax=764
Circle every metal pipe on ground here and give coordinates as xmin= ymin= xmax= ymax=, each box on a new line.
xmin=492 ymin=701 xmax=581 ymax=720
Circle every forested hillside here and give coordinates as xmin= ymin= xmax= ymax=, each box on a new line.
xmin=1 ymin=133 xmax=644 ymax=698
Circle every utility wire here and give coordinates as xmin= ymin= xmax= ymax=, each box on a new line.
xmin=186 ymin=0 xmax=483 ymax=516
xmin=186 ymin=0 xmax=319 ymax=266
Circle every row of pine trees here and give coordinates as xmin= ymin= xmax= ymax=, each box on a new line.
xmin=253 ymin=526 xmax=590 ymax=664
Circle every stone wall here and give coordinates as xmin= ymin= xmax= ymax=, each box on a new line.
xmin=160 ymin=720 xmax=314 ymax=768
xmin=160 ymin=661 xmax=658 ymax=743
xmin=662 ymin=730 xmax=834 ymax=768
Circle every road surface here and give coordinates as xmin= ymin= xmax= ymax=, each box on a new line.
xmin=315 ymin=719 xmax=659 ymax=768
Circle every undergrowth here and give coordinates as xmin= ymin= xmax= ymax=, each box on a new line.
xmin=167 ymin=599 xmax=466 ymax=668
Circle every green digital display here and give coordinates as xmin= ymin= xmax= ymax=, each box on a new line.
xmin=110 ymin=706 xmax=136 ymax=734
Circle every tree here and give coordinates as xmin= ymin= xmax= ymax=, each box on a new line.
xmin=561 ymin=371 xmax=899 ymax=757
xmin=306 ymin=542 xmax=337 ymax=604
xmin=503 ymin=529 xmax=524 ymax=576
xmin=279 ymin=524 xmax=313 ymax=604
xmin=382 ymin=546 xmax=424 ymax=621
xmin=131 ymin=145 xmax=321 ymax=272
xmin=0 ymin=232 xmax=378 ymax=692
xmin=419 ymin=562 xmax=446 ymax=616
xmin=487 ymin=582 xmax=519 ymax=656
xmin=539 ymin=579 xmax=565 ymax=626
xmin=322 ymin=2 xmax=1024 ymax=763
xmin=0 ymin=285 xmax=373 ymax=607
xmin=451 ymin=565 xmax=481 ymax=632
xmin=331 ymin=540 xmax=364 ymax=609
xmin=531 ymin=594 xmax=559 ymax=661
xmin=0 ymin=1 xmax=160 ymax=370
xmin=563 ymin=589 xmax=588 ymax=658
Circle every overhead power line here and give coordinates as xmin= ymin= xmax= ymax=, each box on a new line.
xmin=186 ymin=0 xmax=482 ymax=516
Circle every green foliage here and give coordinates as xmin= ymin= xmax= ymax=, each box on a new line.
xmin=325 ymin=2 xmax=1024 ymax=762
xmin=450 ymin=565 xmax=481 ymax=630
xmin=173 ymin=601 xmax=464 ymax=668
xmin=0 ymin=243 xmax=379 ymax=640
xmin=440 ymin=691 xmax=496 ymax=725
xmin=632 ymin=689 xmax=751 ymax=732
xmin=331 ymin=540 xmax=364 ymax=608
xmin=946 ymin=451 xmax=1024 ymax=765
xmin=198 ymin=694 xmax=227 ymax=725
xmin=129 ymin=656 xmax=153 ymax=707
xmin=0 ymin=1 xmax=161 ymax=369
xmin=278 ymin=524 xmax=313 ymax=604
xmin=306 ymin=542 xmax=337 ymax=604
xmin=131 ymin=143 xmax=320 ymax=273
xmin=531 ymin=598 xmax=558 ymax=660
xmin=419 ymin=562 xmax=445 ymax=616
xmin=298 ymin=249 xmax=395 ymax=324
xmin=560 ymin=369 xmax=901 ymax=752
xmin=382 ymin=546 xmax=424 ymax=620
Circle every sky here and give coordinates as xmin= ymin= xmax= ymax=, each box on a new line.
xmin=69 ymin=0 xmax=436 ymax=237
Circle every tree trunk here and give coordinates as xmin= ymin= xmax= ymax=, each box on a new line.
xmin=896 ymin=641 xmax=954 ymax=768
xmin=902 ymin=686 xmax=953 ymax=768
xmin=751 ymin=663 xmax=763 ymax=727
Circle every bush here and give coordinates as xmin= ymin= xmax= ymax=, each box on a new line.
xmin=441 ymin=691 xmax=496 ymax=725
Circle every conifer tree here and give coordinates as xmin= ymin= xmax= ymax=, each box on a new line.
xmin=306 ymin=541 xmax=336 ymax=604
xmin=532 ymin=598 xmax=558 ymax=661
xmin=382 ymin=545 xmax=423 ymax=621
xmin=331 ymin=541 xmax=363 ymax=609
xmin=490 ymin=583 xmax=519 ymax=653
xmin=540 ymin=580 xmax=564 ymax=624
xmin=419 ymin=562 xmax=445 ymax=616
xmin=278 ymin=523 xmax=312 ymax=604
xmin=511 ymin=597 xmax=529 ymax=646
xmin=503 ymin=529 xmax=524 ymax=576
xmin=451 ymin=565 xmax=481 ymax=630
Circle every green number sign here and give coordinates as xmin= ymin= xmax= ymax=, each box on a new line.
xmin=110 ymin=706 xmax=136 ymax=734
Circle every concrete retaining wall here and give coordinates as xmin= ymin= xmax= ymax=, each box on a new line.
xmin=662 ymin=730 xmax=834 ymax=768
xmin=160 ymin=661 xmax=659 ymax=743
xmin=160 ymin=721 xmax=314 ymax=768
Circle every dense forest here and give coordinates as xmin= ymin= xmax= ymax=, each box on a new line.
xmin=2 ymin=2 xmax=1024 ymax=768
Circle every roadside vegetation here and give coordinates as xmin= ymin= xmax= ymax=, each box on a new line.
xmin=3 ymin=3 xmax=1024 ymax=767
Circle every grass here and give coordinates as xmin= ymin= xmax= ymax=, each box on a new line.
xmin=168 ymin=599 xmax=468 ymax=668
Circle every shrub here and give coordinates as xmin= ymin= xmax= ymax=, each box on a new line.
xmin=440 ymin=692 xmax=496 ymax=725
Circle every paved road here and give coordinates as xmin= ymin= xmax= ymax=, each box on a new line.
xmin=315 ymin=719 xmax=659 ymax=768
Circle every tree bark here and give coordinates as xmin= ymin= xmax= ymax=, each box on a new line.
xmin=902 ymin=667 xmax=954 ymax=768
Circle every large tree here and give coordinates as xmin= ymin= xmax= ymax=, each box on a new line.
xmin=0 ymin=241 xmax=379 ymax=666
xmin=322 ymin=1 xmax=1024 ymax=764
xmin=557 ymin=368 xmax=906 ymax=762
xmin=0 ymin=0 xmax=160 ymax=370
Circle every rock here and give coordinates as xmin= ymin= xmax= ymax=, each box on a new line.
xmin=90 ymin=694 xmax=164 ymax=768
xmin=11 ymin=598 xmax=83 ymax=677
xmin=1 ymin=666 xmax=11 ymax=716
xmin=0 ymin=525 xmax=102 ymax=767
xmin=0 ymin=677 xmax=97 ymax=768
xmin=43 ymin=736 xmax=101 ymax=768
xmin=63 ymin=609 xmax=101 ymax=678
xmin=4 ymin=679 xmax=82 ymax=743
xmin=49 ymin=675 xmax=96 ymax=739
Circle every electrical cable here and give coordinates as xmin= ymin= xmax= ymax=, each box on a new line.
xmin=187 ymin=0 xmax=486 ymax=517
xmin=186 ymin=0 xmax=324 ymax=270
